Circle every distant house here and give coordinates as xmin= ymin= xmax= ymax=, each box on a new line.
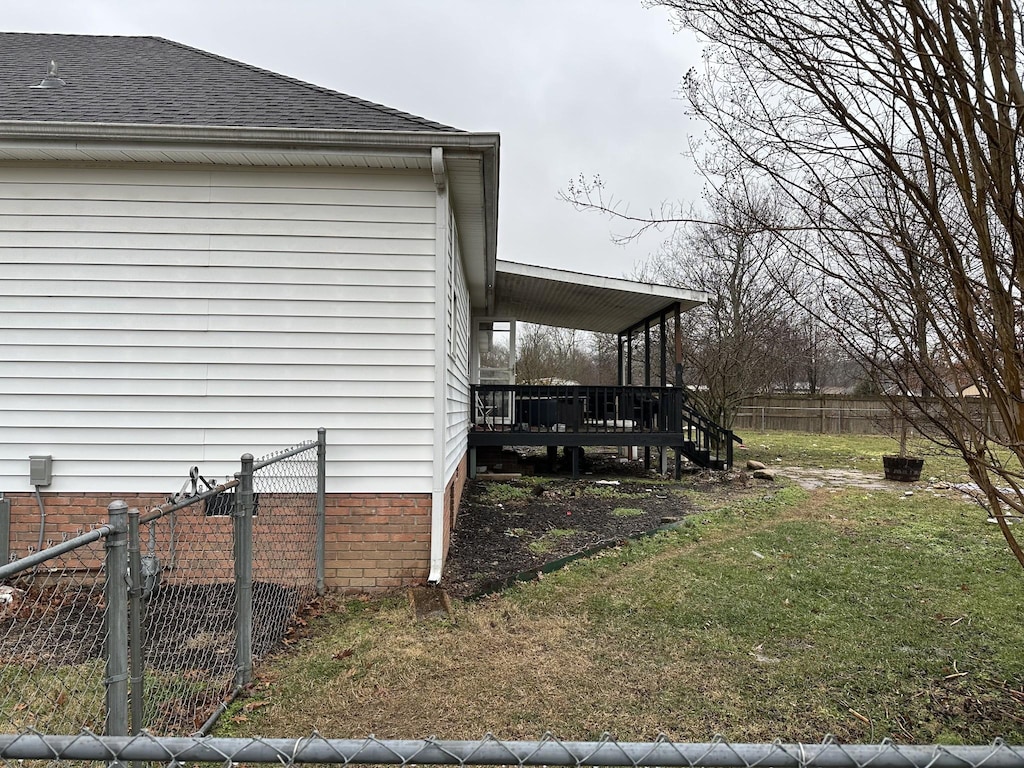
xmin=0 ymin=33 xmax=710 ymax=591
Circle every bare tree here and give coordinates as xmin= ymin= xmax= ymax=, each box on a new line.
xmin=573 ymin=0 xmax=1024 ymax=566
xmin=649 ymin=183 xmax=795 ymax=427
xmin=515 ymin=325 xmax=614 ymax=385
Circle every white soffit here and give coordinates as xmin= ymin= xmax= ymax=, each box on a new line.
xmin=494 ymin=260 xmax=707 ymax=334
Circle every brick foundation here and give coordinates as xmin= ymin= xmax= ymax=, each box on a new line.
xmin=3 ymin=460 xmax=471 ymax=593
xmin=4 ymin=492 xmax=167 ymax=563
xmin=321 ymin=492 xmax=432 ymax=591
xmin=443 ymin=454 xmax=468 ymax=563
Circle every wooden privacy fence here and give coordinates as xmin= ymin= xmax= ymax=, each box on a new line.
xmin=733 ymin=394 xmax=1004 ymax=436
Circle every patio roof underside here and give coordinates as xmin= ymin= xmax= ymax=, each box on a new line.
xmin=492 ymin=260 xmax=707 ymax=334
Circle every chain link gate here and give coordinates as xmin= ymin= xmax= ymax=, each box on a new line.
xmin=0 ymin=431 xmax=326 ymax=737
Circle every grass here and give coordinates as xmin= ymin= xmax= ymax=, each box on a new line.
xmin=612 ymin=507 xmax=645 ymax=517
xmin=738 ymin=431 xmax=973 ymax=482
xmin=479 ymin=480 xmax=540 ymax=504
xmin=527 ymin=528 xmax=576 ymax=554
xmin=0 ymin=658 xmax=105 ymax=733
xmin=224 ymin=432 xmax=1023 ymax=743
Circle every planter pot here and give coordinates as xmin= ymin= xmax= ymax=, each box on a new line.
xmin=883 ymin=455 xmax=924 ymax=482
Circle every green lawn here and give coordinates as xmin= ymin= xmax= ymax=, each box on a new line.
xmin=737 ymin=430 xmax=974 ymax=482
xmin=225 ymin=432 xmax=1023 ymax=744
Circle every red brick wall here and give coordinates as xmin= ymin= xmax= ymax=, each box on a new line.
xmin=3 ymin=469 xmax=470 ymax=593
xmin=443 ymin=453 xmax=468 ymax=563
xmin=4 ymin=492 xmax=167 ymax=569
xmin=3 ymin=492 xmax=249 ymax=583
xmin=321 ymin=492 xmax=432 ymax=592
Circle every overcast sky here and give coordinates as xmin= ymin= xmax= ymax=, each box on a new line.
xmin=7 ymin=1 xmax=707 ymax=279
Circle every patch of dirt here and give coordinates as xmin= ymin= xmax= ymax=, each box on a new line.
xmin=0 ymin=581 xmax=302 ymax=672
xmin=775 ymin=466 xmax=892 ymax=490
xmin=144 ymin=582 xmax=302 ymax=674
xmin=443 ymin=467 xmax=697 ymax=598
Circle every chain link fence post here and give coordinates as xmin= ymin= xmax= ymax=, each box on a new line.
xmin=126 ymin=508 xmax=144 ymax=741
xmin=316 ymin=427 xmax=327 ymax=596
xmin=234 ymin=454 xmax=255 ymax=688
xmin=104 ymin=500 xmax=129 ymax=746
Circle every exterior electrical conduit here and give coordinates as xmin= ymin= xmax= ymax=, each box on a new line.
xmin=33 ymin=485 xmax=45 ymax=552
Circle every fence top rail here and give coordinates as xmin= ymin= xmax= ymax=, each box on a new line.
xmin=139 ymin=477 xmax=241 ymax=525
xmin=252 ymin=438 xmax=319 ymax=472
xmin=0 ymin=523 xmax=113 ymax=581
xmin=0 ymin=733 xmax=1020 ymax=768
xmin=737 ymin=405 xmax=897 ymax=411
xmin=474 ymin=384 xmax=680 ymax=393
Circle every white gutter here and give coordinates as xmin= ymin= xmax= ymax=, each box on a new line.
xmin=0 ymin=119 xmax=500 ymax=151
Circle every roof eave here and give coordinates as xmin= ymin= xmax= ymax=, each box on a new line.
xmin=0 ymin=119 xmax=498 ymax=150
xmin=494 ymin=260 xmax=709 ymax=334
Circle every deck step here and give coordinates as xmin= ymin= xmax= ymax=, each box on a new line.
xmin=679 ymin=446 xmax=712 ymax=468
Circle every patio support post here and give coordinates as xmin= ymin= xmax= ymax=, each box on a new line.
xmin=659 ymin=311 xmax=669 ymax=473
xmin=617 ymin=333 xmax=624 ymax=386
xmin=660 ymin=311 xmax=667 ymax=386
xmin=674 ymin=305 xmax=684 ymax=480
xmin=622 ymin=329 xmax=630 ymax=385
xmin=644 ymin=322 xmax=651 ymax=470
xmin=644 ymin=322 xmax=651 ymax=386
xmin=674 ymin=305 xmax=683 ymax=387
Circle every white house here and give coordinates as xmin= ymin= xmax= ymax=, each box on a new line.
xmin=0 ymin=33 xmax=710 ymax=591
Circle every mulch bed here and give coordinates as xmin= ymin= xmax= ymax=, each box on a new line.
xmin=443 ymin=454 xmax=699 ymax=598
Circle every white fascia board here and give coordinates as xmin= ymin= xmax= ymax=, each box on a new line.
xmin=0 ymin=120 xmax=499 ymax=153
xmin=497 ymin=260 xmax=709 ymax=306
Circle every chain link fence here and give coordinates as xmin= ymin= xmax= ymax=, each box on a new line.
xmin=0 ymin=731 xmax=1021 ymax=768
xmin=0 ymin=527 xmax=111 ymax=735
xmin=0 ymin=431 xmax=325 ymax=738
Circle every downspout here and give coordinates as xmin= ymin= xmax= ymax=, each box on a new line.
xmin=428 ymin=146 xmax=448 ymax=584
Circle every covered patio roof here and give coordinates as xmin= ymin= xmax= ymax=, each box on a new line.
xmin=492 ymin=260 xmax=707 ymax=334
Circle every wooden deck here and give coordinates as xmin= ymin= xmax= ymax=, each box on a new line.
xmin=468 ymin=384 xmax=737 ymax=478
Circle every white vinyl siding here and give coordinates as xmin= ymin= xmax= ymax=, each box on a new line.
xmin=0 ymin=164 xmax=438 ymax=494
xmin=443 ymin=203 xmax=472 ymax=483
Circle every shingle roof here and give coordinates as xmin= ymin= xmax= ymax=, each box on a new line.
xmin=0 ymin=32 xmax=461 ymax=132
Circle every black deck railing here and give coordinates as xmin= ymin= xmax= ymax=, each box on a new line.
xmin=469 ymin=384 xmax=737 ymax=472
